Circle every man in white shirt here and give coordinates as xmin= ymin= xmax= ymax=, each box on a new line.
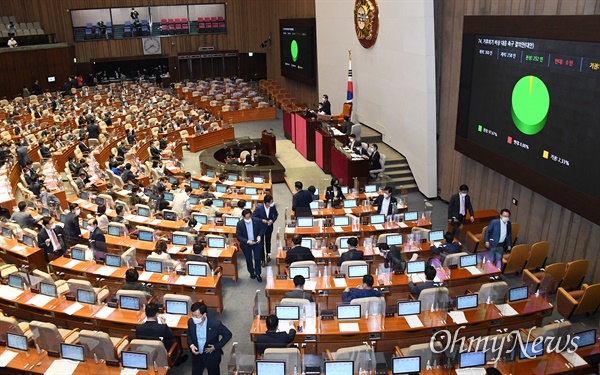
xmin=172 ymin=185 xmax=192 ymax=219
xmin=373 ymin=186 xmax=398 ymax=216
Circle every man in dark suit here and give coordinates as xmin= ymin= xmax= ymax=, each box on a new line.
xmin=337 ymin=237 xmax=364 ymax=267
xmin=63 ymin=203 xmax=81 ymax=246
xmin=431 ymin=231 xmax=462 ymax=263
xmin=37 ymin=216 xmax=67 ymax=262
xmin=285 ymin=234 xmax=315 ymax=264
xmin=188 ymin=301 xmax=232 ymax=375
xmin=341 ymin=116 xmax=353 ymax=135
xmin=373 ymin=186 xmax=398 ymax=216
xmin=347 ymin=133 xmax=361 ymax=153
xmin=87 ymin=218 xmax=107 ymax=260
xmin=252 ymin=194 xmax=279 ymax=265
xmin=284 ymin=275 xmax=314 ymax=302
xmin=120 ymin=269 xmax=154 ymax=298
xmin=120 ymin=163 xmax=137 ymax=184
xmin=484 ymin=209 xmax=513 ymax=261
xmin=186 ymin=243 xmax=209 ymax=263
xmin=39 ymin=142 xmax=52 ymax=159
xmin=16 ymin=141 xmax=31 ymax=167
xmin=291 ymin=181 xmax=313 ymax=217
xmin=365 ymin=143 xmax=381 ymax=179
xmin=325 ymin=178 xmax=345 ymax=206
xmin=87 ymin=121 xmax=100 ymax=139
xmin=149 ymin=141 xmax=161 ymax=159
xmin=136 ymin=303 xmax=187 ymax=365
xmin=10 ymin=201 xmax=37 ymax=229
xmin=408 ymin=265 xmax=443 ymax=298
xmin=256 ymin=315 xmax=296 ymax=355
xmin=236 ymin=209 xmax=266 ymax=281
xmin=447 ymin=184 xmax=475 ymax=239
xmin=321 ymin=94 xmax=331 ymax=115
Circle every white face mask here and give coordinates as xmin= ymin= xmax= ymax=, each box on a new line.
xmin=244 ymin=218 xmax=252 ymax=224
xmin=460 ymin=193 xmax=467 ymax=198
xmin=501 ymin=216 xmax=509 ymax=223
xmin=384 ymin=193 xmax=390 ymax=199
xmin=369 ymin=148 xmax=374 ymax=153
xmin=75 ymin=209 xmax=80 ymax=216
xmin=192 ymin=317 xmax=204 ymax=325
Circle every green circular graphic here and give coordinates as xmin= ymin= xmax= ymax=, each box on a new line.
xmin=511 ymin=75 xmax=550 ymax=135
xmin=290 ymin=40 xmax=298 ymax=62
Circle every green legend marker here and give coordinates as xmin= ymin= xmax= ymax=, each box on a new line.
xmin=511 ymin=75 xmax=550 ymax=135
xmin=290 ymin=40 xmax=298 ymax=62
xmin=478 ymin=125 xmax=482 ymax=132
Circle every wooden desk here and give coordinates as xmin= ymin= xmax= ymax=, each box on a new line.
xmin=186 ymin=127 xmax=235 ymax=153
xmin=250 ymin=295 xmax=553 ymax=354
xmin=264 ymin=263 xmax=501 ymax=311
xmin=261 ymin=130 xmax=276 ymax=156
xmin=0 ymin=288 xmax=189 ymax=348
xmin=0 ymin=345 xmax=169 ymax=374
xmin=220 ymin=106 xmax=276 ymax=124
xmin=0 ymin=236 xmax=46 ymax=271
xmin=282 ymin=218 xmax=432 ymax=240
xmin=192 ymin=175 xmax=273 ymax=192
xmin=294 ymin=113 xmax=318 ymax=162
xmin=331 ymin=145 xmax=369 ymax=187
xmin=49 ymin=256 xmax=224 ymax=313
xmin=448 ymin=209 xmax=500 ymax=236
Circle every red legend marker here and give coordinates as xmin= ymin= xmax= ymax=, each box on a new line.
xmin=507 ymin=136 xmax=513 ymax=144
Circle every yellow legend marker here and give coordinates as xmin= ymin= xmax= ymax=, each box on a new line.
xmin=543 ymin=150 xmax=549 ymax=159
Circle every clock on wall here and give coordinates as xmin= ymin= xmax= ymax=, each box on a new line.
xmin=142 ymin=37 xmax=162 ymax=55
xmin=354 ymin=0 xmax=379 ymax=49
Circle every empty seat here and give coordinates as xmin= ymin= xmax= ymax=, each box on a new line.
xmin=560 ymin=259 xmax=589 ymax=291
xmin=501 ymin=244 xmax=529 ymax=275
xmin=79 ymin=330 xmax=129 ymax=361
xmin=29 ymin=321 xmax=80 ymax=353
xmin=557 ymin=283 xmax=600 ymax=319
xmin=129 ymin=338 xmax=180 ymax=368
xmin=524 ymin=241 xmax=550 ymax=271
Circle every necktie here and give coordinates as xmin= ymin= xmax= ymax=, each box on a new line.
xmin=49 ymin=230 xmax=60 ymax=250
xmin=460 ymin=196 xmax=465 ymax=216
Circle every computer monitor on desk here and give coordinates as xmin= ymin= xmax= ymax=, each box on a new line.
xmin=71 ymin=247 xmax=86 ymax=261
xmin=508 ymin=286 xmax=528 ymax=302
xmin=187 ymin=263 xmax=208 ymax=277
xmin=275 ymin=305 xmax=300 ymax=321
xmin=324 ymin=360 xmax=354 ymax=375
xmin=403 ymin=211 xmax=418 ymax=222
xmin=392 ymin=356 xmax=421 ymax=375
xmin=456 ymin=294 xmax=479 ymax=310
xmin=256 ymin=361 xmax=285 ymax=375
xmin=397 ymin=301 xmax=421 ymax=316
xmin=172 ymin=233 xmax=189 ymax=246
xmin=459 ymin=254 xmax=477 ymax=268
xmin=77 ymin=289 xmax=96 ymax=305
xmin=7 ymin=333 xmax=28 ymax=351
xmin=336 ymin=305 xmax=361 ymax=320
xmin=224 ymin=216 xmax=239 ymax=227
xmin=61 ymin=343 xmax=85 ymax=362
xmin=213 ymin=199 xmax=224 ymax=208
xmin=245 ymin=187 xmax=257 ymax=195
xmin=120 ymin=295 xmax=141 ymax=311
xmin=122 ymin=351 xmax=148 ymax=370
xmin=253 ymin=176 xmax=265 ymax=184
xmin=145 ymin=259 xmax=163 ymax=273
xmin=206 ymin=170 xmax=216 ymax=178
xmin=406 ymin=260 xmax=425 ymax=274
xmin=343 ymin=199 xmax=357 ymax=208
xmin=163 ymin=192 xmax=174 ymax=202
xmin=216 ymin=185 xmax=227 ymax=193
xmin=428 ymin=230 xmax=444 ymax=242
xmin=370 ymin=214 xmax=385 ymax=225
xmin=40 ymin=282 xmax=57 ymax=298
xmin=165 ymin=299 xmax=188 ymax=315
xmin=347 ymin=264 xmax=368 ymax=278
xmin=193 ymin=213 xmax=208 ymax=225
xmin=137 ymin=206 xmax=150 ymax=217
xmin=8 ymin=274 xmax=24 ymax=290
xmin=296 ymin=217 xmax=313 ymax=228
xmin=459 ymin=351 xmax=486 ymax=369
xmin=289 ymin=266 xmax=310 ymax=279
xmin=190 ymin=181 xmax=200 ymax=189
xmin=333 ymin=216 xmax=349 ymax=227
xmin=364 ymin=184 xmax=377 ymax=193
xmin=386 ymin=234 xmax=403 ymax=246
xmin=207 ymin=237 xmax=226 ymax=249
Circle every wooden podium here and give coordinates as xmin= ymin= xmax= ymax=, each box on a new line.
xmin=261 ymin=130 xmax=276 ymax=156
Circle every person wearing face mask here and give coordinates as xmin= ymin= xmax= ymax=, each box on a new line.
xmin=63 ymin=203 xmax=82 ymax=246
xmin=484 ymin=208 xmax=512 ymax=261
xmin=252 ymin=194 xmax=279 ymax=266
xmin=373 ymin=186 xmax=398 ymax=216
xmin=447 ymin=184 xmax=475 ymax=239
xmin=364 ymin=143 xmax=381 ymax=181
xmin=321 ymin=94 xmax=331 ymax=115
xmin=188 ymin=301 xmax=232 ymax=375
xmin=236 ymin=209 xmax=267 ymax=281
xmin=87 ymin=218 xmax=107 ymax=260
xmin=37 ymin=216 xmax=68 ymax=262
xmin=325 ymin=177 xmax=345 ymax=206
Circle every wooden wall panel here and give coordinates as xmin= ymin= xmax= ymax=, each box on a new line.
xmin=435 ymin=0 xmax=600 ymax=283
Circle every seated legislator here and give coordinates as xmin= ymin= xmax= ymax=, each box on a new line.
xmin=431 ymin=231 xmax=462 ymax=262
xmin=324 ymin=178 xmax=345 ymax=206
xmin=37 ymin=216 xmax=68 ymax=262
xmin=408 ymin=265 xmax=443 ymax=298
xmin=337 ymin=237 xmax=364 ymax=267
xmin=120 ymin=269 xmax=155 ymax=298
xmin=285 ymin=235 xmax=315 ymax=264
xmin=199 ymin=199 xmax=221 ymax=217
xmin=373 ymin=186 xmax=398 ymax=216
xmin=136 ymin=302 xmax=187 ymax=366
xmin=342 ymin=274 xmax=381 ymax=303
xmin=284 ymin=275 xmax=314 ymax=302
xmin=186 ymin=243 xmax=209 ymax=263
xmin=256 ymin=315 xmax=297 ymax=355
xmin=10 ymin=201 xmax=37 ymax=228
xmin=87 ymin=218 xmax=107 ymax=260
xmin=151 ymin=239 xmax=173 ymax=260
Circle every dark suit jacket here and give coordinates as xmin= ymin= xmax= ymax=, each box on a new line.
xmin=337 ymin=248 xmax=364 ymax=267
xmin=87 ymin=123 xmax=100 ymax=139
xmin=256 ymin=330 xmax=297 ymax=355
xmin=484 ymin=219 xmax=512 ymax=249
xmin=284 ymin=289 xmax=314 ymax=302
xmin=150 ymin=146 xmax=161 ymax=158
xmin=373 ymin=194 xmax=398 ymax=216
xmin=16 ymin=146 xmax=31 ymax=167
xmin=321 ymin=100 xmax=331 ymax=115
xmin=409 ymin=280 xmax=443 ymax=298
xmin=187 ymin=317 xmax=232 ymax=364
xmin=235 ymin=217 xmax=266 ymax=253
xmin=285 ymin=246 xmax=315 ymax=264
xmin=292 ymin=190 xmax=313 ymax=213
xmin=89 ymin=227 xmax=106 ymax=253
xmin=325 ymin=186 xmax=345 ymax=202
xmin=136 ymin=320 xmax=175 ymax=350
xmin=369 ymin=151 xmax=381 ymax=170
xmin=121 ymin=169 xmax=136 ymax=184
xmin=447 ymin=193 xmax=474 ymax=221
xmin=37 ymin=226 xmax=67 ymax=260
xmin=63 ymin=212 xmax=81 ymax=239
xmin=252 ymin=204 xmax=278 ymax=233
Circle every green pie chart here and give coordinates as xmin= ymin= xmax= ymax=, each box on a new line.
xmin=511 ymin=75 xmax=550 ymax=135
xmin=290 ymin=40 xmax=298 ymax=62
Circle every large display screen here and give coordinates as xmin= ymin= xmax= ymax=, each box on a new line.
xmin=456 ymin=17 xmax=600 ymax=224
xmin=280 ymin=18 xmax=317 ymax=86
